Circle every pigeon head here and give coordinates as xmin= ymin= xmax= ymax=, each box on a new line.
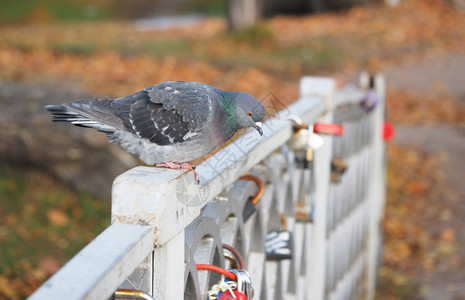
xmin=233 ymin=92 xmax=265 ymax=136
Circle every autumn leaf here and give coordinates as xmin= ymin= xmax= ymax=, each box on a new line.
xmin=46 ymin=208 xmax=70 ymax=227
xmin=440 ymin=228 xmax=456 ymax=243
xmin=39 ymin=256 xmax=61 ymax=275
xmin=0 ymin=275 xmax=17 ymax=299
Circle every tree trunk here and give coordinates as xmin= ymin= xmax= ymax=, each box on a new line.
xmin=227 ymin=0 xmax=262 ymax=31
xmin=385 ymin=0 xmax=401 ymax=7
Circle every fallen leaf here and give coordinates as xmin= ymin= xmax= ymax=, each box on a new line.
xmin=39 ymin=256 xmax=61 ymax=275
xmin=46 ymin=209 xmax=69 ymax=227
xmin=440 ymin=227 xmax=456 ymax=242
xmin=0 ymin=275 xmax=17 ymax=299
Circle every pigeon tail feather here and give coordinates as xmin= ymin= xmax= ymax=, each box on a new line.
xmin=45 ymin=100 xmax=117 ymax=133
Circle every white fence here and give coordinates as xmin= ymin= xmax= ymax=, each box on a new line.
xmin=29 ymin=74 xmax=386 ymax=300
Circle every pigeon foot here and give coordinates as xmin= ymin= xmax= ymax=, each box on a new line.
xmin=156 ymin=162 xmax=200 ymax=184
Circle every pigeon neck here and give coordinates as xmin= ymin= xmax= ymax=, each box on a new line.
xmin=218 ymin=91 xmax=240 ymax=136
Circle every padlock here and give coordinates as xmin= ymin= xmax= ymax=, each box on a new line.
xmin=295 ymin=169 xmax=315 ymax=223
xmin=287 ymin=127 xmax=311 ymax=160
xmin=217 ymin=290 xmax=248 ymax=300
xmin=223 ymin=251 xmax=240 ymax=270
xmin=265 ymin=230 xmax=293 ymax=260
xmin=306 ymin=131 xmax=324 ymax=163
xmin=242 ymin=198 xmax=256 ymax=222
xmin=313 ymin=123 xmax=344 ymax=136
xmin=230 ymin=269 xmax=253 ymax=299
xmin=330 ymin=157 xmax=347 ymax=183
xmin=295 ymin=201 xmax=315 ymax=223
xmin=287 ymin=116 xmax=311 ymax=167
xmin=287 ymin=126 xmax=324 ymax=168
xmin=208 ymin=278 xmax=238 ymax=300
xmin=265 ymin=215 xmax=293 ymax=260
xmin=223 ymin=244 xmax=246 ymax=270
xmin=239 ymin=175 xmax=264 ymax=222
xmin=360 ymin=89 xmax=379 ymax=112
xmin=383 ymin=121 xmax=395 ymax=141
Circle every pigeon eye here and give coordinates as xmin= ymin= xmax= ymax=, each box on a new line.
xmin=247 ymin=112 xmax=253 ymax=117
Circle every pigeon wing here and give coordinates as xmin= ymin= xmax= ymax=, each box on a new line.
xmin=111 ymin=82 xmax=213 ymax=146
xmin=145 ymin=81 xmax=213 ymax=133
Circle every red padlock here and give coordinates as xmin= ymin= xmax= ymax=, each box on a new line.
xmin=314 ymin=123 xmax=344 ymax=136
xmin=217 ymin=290 xmax=248 ymax=300
xmin=383 ymin=121 xmax=395 ymax=141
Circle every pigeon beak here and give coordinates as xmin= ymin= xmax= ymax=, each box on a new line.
xmin=254 ymin=122 xmax=263 ymax=136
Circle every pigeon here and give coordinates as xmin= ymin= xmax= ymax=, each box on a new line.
xmin=45 ymin=81 xmax=265 ymax=181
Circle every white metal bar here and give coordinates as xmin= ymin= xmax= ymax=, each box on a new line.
xmin=28 ymin=223 xmax=153 ymax=300
xmin=247 ymin=252 xmax=266 ymax=298
xmin=152 ymin=230 xmax=185 ymax=300
xmin=333 ymin=90 xmax=366 ymax=108
xmin=303 ymin=76 xmax=335 ymax=300
xmin=118 ymin=254 xmax=153 ymax=294
xmin=365 ymin=74 xmax=386 ymax=300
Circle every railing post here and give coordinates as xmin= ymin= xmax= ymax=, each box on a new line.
xmin=300 ymin=76 xmax=335 ymax=300
xmin=152 ymin=230 xmax=185 ymax=299
xmin=111 ymin=167 xmax=199 ymax=299
xmin=365 ymin=74 xmax=386 ymax=300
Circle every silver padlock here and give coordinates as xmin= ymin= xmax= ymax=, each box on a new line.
xmin=287 ymin=123 xmax=324 ymax=164
xmin=287 ymin=128 xmax=310 ymax=154
xmin=230 ymin=269 xmax=253 ymax=299
xmin=306 ymin=130 xmax=324 ymax=162
xmin=286 ymin=116 xmax=307 ymax=156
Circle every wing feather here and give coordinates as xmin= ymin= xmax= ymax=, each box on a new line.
xmin=111 ymin=81 xmax=213 ymax=146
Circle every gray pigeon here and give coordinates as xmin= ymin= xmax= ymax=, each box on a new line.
xmin=45 ymin=81 xmax=265 ymax=180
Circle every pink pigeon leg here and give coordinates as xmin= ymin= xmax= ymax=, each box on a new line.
xmin=156 ymin=162 xmax=199 ymax=183
xmin=156 ymin=161 xmax=181 ymax=169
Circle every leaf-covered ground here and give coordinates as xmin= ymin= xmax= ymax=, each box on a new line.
xmin=1 ymin=0 xmax=464 ymax=298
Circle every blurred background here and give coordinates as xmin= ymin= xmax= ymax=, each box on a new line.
xmin=0 ymin=0 xmax=464 ymax=299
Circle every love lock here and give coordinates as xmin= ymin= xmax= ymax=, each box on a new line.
xmin=330 ymin=157 xmax=348 ymax=183
xmin=287 ymin=119 xmax=323 ymax=168
xmin=360 ymin=89 xmax=380 ymax=113
xmin=209 ymin=279 xmax=241 ymax=300
xmin=295 ymin=168 xmax=315 ymax=223
xmin=295 ymin=201 xmax=315 ymax=223
xmin=265 ymin=214 xmax=293 ymax=260
xmin=230 ymin=269 xmax=253 ymax=299
xmin=313 ymin=123 xmax=344 ymax=136
xmin=215 ymin=269 xmax=253 ymax=300
xmin=287 ymin=117 xmax=343 ymax=168
xmin=239 ymin=175 xmax=264 ymax=222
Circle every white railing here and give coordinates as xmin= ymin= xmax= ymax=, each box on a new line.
xmin=29 ymin=74 xmax=386 ymax=300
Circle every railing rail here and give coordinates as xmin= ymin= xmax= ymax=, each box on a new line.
xmin=29 ymin=223 xmax=153 ymax=299
xmin=29 ymin=74 xmax=386 ymax=300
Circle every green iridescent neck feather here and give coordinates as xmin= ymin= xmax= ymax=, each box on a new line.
xmin=217 ymin=90 xmax=239 ymax=133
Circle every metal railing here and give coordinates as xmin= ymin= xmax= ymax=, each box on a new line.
xmin=29 ymin=74 xmax=386 ymax=300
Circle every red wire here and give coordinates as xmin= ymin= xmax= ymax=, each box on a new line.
xmin=196 ymin=264 xmax=237 ymax=281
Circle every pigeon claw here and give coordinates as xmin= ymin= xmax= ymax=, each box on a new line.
xmin=156 ymin=162 xmax=199 ymax=184
xmin=181 ymin=164 xmax=199 ymax=184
